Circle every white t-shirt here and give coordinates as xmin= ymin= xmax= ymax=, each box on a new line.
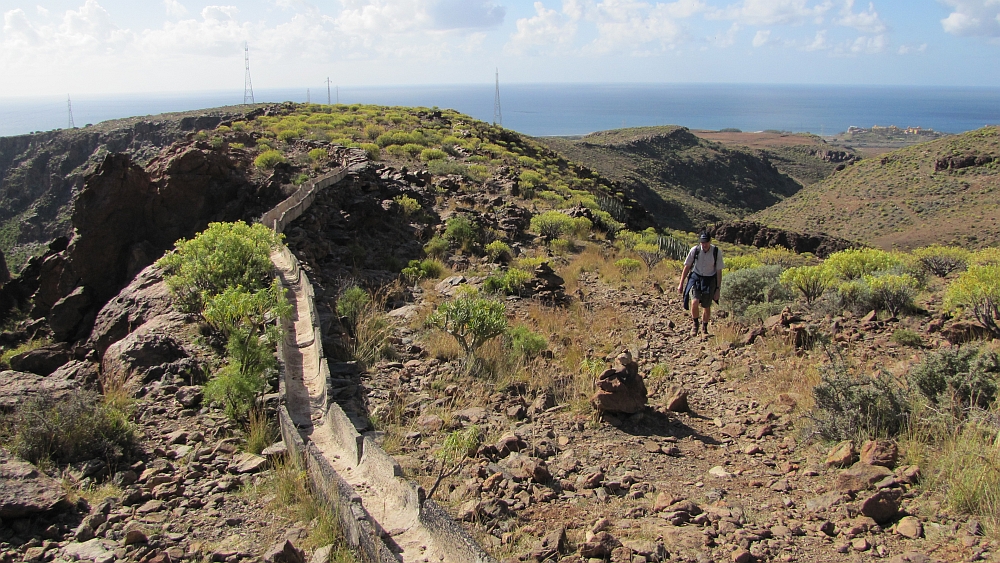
xmin=684 ymin=244 xmax=724 ymax=277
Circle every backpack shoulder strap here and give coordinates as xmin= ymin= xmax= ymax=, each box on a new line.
xmin=694 ymin=245 xmax=700 ymax=259
xmin=713 ymin=246 xmax=719 ymax=262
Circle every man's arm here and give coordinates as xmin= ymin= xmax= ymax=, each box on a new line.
xmin=678 ymin=263 xmax=692 ymax=294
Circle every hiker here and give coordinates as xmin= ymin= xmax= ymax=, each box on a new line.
xmin=677 ymin=232 xmax=724 ymax=335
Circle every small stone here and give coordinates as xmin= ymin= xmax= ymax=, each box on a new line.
xmin=262 ymin=442 xmax=288 ymax=458
xmin=708 ymin=466 xmax=732 ymax=479
xmin=175 ymin=387 xmax=203 ymax=408
xmin=731 ymin=549 xmax=751 ymax=563
xmin=896 ymin=516 xmax=923 ymax=539
xmin=826 ymin=440 xmax=857 ymax=467
xmin=264 ymin=539 xmax=305 ymax=563
xmin=124 ymin=529 xmax=148 ymax=545
xmin=136 ymin=500 xmax=163 ymax=514
xmin=860 ymin=440 xmax=898 ymax=468
xmin=643 ymin=441 xmax=662 ymax=454
xmin=229 ymin=452 xmax=267 ymax=474
xmin=415 ymin=414 xmax=444 ymax=433
xmin=851 ymin=538 xmax=870 ymax=552
xmin=663 ymin=385 xmax=689 ymax=412
xmin=744 ymin=444 xmax=763 ymax=455
xmin=860 ymin=489 xmax=901 ymax=524
xmin=164 ymin=430 xmax=188 ymax=445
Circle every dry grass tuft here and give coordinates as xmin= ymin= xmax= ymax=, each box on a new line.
xmin=243 ymin=408 xmax=279 ymax=455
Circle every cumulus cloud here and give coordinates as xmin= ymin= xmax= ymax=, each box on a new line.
xmin=940 ymin=0 xmax=1000 ymax=37
xmin=837 ymin=0 xmax=885 ymax=33
xmin=713 ymin=0 xmax=833 ymax=26
xmin=507 ymin=0 xmax=708 ymax=55
xmin=506 ymin=2 xmax=578 ymax=54
xmin=164 ymin=0 xmax=188 ymax=17
xmin=752 ymin=29 xmax=771 ymax=46
xmin=898 ymin=43 xmax=927 ymax=54
xmin=803 ymin=29 xmax=828 ymax=50
xmin=427 ymin=0 xmax=505 ymax=29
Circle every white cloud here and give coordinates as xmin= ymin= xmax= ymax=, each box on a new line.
xmin=940 ymin=0 xmax=1000 ymax=37
xmin=803 ymin=29 xmax=827 ymax=49
xmin=713 ymin=0 xmax=833 ymax=26
xmin=898 ymin=43 xmax=927 ymax=54
xmin=837 ymin=0 xmax=885 ymax=33
xmin=843 ymin=32 xmax=886 ymax=53
xmin=752 ymin=28 xmax=771 ymax=46
xmin=710 ymin=22 xmax=740 ymax=46
xmin=506 ymin=2 xmax=578 ymax=54
xmin=427 ymin=0 xmax=505 ymax=29
xmin=164 ymin=0 xmax=188 ymax=17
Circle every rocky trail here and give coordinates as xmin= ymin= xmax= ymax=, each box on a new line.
xmin=351 ymin=269 xmax=990 ymax=563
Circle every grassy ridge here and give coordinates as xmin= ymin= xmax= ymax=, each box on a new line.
xmin=755 ymin=126 xmax=1000 ymax=250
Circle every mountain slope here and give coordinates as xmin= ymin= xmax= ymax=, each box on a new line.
xmin=754 ymin=126 xmax=1000 ymax=250
xmin=536 ymin=126 xmax=803 ymax=231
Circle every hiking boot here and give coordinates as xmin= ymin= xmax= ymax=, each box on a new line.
xmin=702 ymin=323 xmax=711 ymax=335
xmin=690 ymin=320 xmax=700 ymax=336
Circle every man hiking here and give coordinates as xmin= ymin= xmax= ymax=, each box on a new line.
xmin=677 ymin=232 xmax=724 ymax=336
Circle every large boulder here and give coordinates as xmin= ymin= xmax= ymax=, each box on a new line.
xmin=0 ymin=448 xmax=67 ymax=517
xmin=88 ymin=264 xmax=174 ymax=357
xmin=48 ymin=285 xmax=93 ymax=342
xmin=101 ymin=313 xmax=189 ymax=385
xmin=706 ymin=221 xmax=855 ymax=258
xmin=8 ymin=343 xmax=72 ymax=376
xmin=0 ymin=369 xmax=83 ymax=412
xmin=591 ymin=351 xmax=648 ymax=414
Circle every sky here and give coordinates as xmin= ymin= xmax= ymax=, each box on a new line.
xmin=0 ymin=0 xmax=999 ymax=97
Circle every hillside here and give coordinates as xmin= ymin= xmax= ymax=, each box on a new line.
xmin=755 ymin=126 xmax=1000 ymax=250
xmin=0 ymin=105 xmax=259 ymax=273
xmin=536 ymin=126 xmax=803 ymax=231
xmin=692 ymin=130 xmax=859 ymax=186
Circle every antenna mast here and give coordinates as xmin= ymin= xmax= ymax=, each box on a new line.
xmin=67 ymin=95 xmax=75 ymax=129
xmin=307 ymin=88 xmax=310 ymax=103
xmin=493 ymin=68 xmax=502 ymax=127
xmin=326 ymin=77 xmax=332 ymax=105
xmin=243 ymin=42 xmax=255 ymax=105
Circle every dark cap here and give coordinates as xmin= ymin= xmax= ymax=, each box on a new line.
xmin=699 ymin=232 xmax=711 ymax=242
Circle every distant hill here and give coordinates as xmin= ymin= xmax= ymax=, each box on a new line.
xmin=754 ymin=126 xmax=1000 ymax=250
xmin=536 ymin=126 xmax=803 ymax=231
xmin=691 ymin=130 xmax=859 ymax=186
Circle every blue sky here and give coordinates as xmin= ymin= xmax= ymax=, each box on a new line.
xmin=1 ymin=0 xmax=998 ymax=96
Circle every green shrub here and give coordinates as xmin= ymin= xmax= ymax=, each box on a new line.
xmin=361 ymin=143 xmax=381 ymax=160
xmin=424 ymin=236 xmax=450 ymax=259
xmin=401 ymin=259 xmax=445 ymax=282
xmin=427 ymin=159 xmax=468 ymax=177
xmin=308 ymin=148 xmax=328 ymax=162
xmin=420 ymin=148 xmax=447 ymax=161
xmin=484 ymin=240 xmax=512 ymax=262
xmin=812 ymin=358 xmax=910 ymax=441
xmin=429 ymin=295 xmax=508 ymax=357
xmin=7 ymin=392 xmax=136 ymax=465
xmin=467 ymin=164 xmax=492 ymax=183
xmin=402 ymin=143 xmax=424 ymax=157
xmin=519 ymin=170 xmax=544 ymax=190
xmin=837 ymin=278 xmax=874 ymax=314
xmin=615 ymin=258 xmax=642 ymax=276
xmin=756 ymin=247 xmax=808 ymax=268
xmin=337 ymin=286 xmax=371 ymax=329
xmin=157 ymin=221 xmax=282 ymax=312
xmin=945 ymin=265 xmax=1000 ymax=337
xmin=394 ymin=195 xmax=422 ymax=217
xmin=444 ymin=216 xmax=479 ymax=251
xmin=724 ymin=255 xmax=763 ymax=272
xmin=865 ymin=273 xmax=919 ymax=317
xmin=484 ymin=268 xmax=531 ymax=295
xmin=910 ymin=346 xmax=999 ymax=412
xmin=912 ymin=245 xmax=971 ymax=277
xmin=970 ymin=247 xmax=1000 ymax=267
xmin=891 ymin=328 xmax=924 ymax=348
xmin=824 ymin=248 xmax=902 ymax=280
xmin=780 ymin=265 xmax=835 ymax=303
xmin=254 ymin=150 xmax=288 ymax=169
xmin=292 ymin=173 xmax=309 ymax=186
xmin=721 ymin=265 xmax=792 ymax=319
xmin=205 ymin=361 xmax=268 ymax=421
xmin=277 ymin=129 xmax=300 ymax=143
xmin=530 ymin=211 xmax=590 ymax=239
xmin=506 ymin=325 xmax=547 ymax=360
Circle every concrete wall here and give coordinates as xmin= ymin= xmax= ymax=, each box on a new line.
xmin=263 ymin=161 xmax=497 ymax=563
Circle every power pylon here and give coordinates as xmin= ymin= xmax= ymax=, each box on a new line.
xmin=243 ymin=42 xmax=255 ymax=105
xmin=307 ymin=88 xmax=310 ymax=103
xmin=67 ymin=95 xmax=75 ymax=129
xmin=326 ymin=77 xmax=332 ymax=105
xmin=493 ymin=68 xmax=502 ymax=127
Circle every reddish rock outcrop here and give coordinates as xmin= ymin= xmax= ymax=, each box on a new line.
xmin=592 ymin=351 xmax=648 ymax=414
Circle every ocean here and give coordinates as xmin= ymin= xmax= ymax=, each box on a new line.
xmin=2 ymin=83 xmax=999 ymax=139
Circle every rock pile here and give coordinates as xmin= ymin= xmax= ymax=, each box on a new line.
xmin=591 ymin=351 xmax=648 ymax=415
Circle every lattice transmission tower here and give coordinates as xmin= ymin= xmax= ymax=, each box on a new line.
xmin=243 ymin=42 xmax=255 ymax=105
xmin=67 ymin=95 xmax=75 ymax=129
xmin=493 ymin=68 xmax=502 ymax=127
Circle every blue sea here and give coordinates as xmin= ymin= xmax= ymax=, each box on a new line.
xmin=2 ymin=83 xmax=1000 ymax=139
